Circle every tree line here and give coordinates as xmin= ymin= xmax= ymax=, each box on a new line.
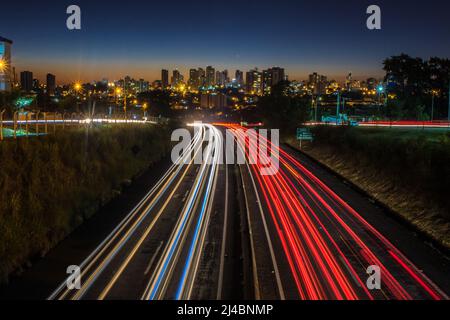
xmin=383 ymin=54 xmax=450 ymax=120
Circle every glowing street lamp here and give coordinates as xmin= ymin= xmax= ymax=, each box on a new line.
xmin=377 ymin=84 xmax=388 ymax=106
xmin=431 ymin=89 xmax=439 ymax=121
xmin=0 ymin=59 xmax=6 ymax=72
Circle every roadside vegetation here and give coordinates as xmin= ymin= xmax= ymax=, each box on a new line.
xmin=0 ymin=125 xmax=171 ymax=282
xmin=289 ymin=126 xmax=450 ymax=248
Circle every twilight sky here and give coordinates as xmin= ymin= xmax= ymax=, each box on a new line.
xmin=1 ymin=0 xmax=450 ymax=84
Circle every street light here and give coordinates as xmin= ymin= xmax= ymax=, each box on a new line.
xmin=377 ymin=84 xmax=388 ymax=113
xmin=0 ymin=109 xmax=5 ymax=141
xmin=74 ymin=82 xmax=82 ymax=112
xmin=431 ymin=89 xmax=439 ymax=121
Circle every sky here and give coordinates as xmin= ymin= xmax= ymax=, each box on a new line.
xmin=1 ymin=0 xmax=450 ymax=84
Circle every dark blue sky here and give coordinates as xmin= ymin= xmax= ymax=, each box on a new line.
xmin=1 ymin=0 xmax=450 ymax=83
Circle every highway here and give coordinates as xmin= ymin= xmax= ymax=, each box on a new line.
xmin=219 ymin=123 xmax=449 ymax=300
xmin=37 ymin=122 xmax=450 ymax=300
xmin=48 ymin=123 xmax=225 ymax=300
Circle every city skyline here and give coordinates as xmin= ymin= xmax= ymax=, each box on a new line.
xmin=1 ymin=0 xmax=450 ymax=83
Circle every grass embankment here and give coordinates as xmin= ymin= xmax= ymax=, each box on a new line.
xmin=287 ymin=126 xmax=450 ymax=248
xmin=0 ymin=125 xmax=171 ymax=282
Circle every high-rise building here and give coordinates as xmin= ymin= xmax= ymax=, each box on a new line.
xmin=270 ymin=67 xmax=285 ymax=86
xmin=189 ymin=68 xmax=200 ymax=89
xmin=200 ymin=92 xmax=227 ymax=109
xmin=246 ymin=69 xmax=262 ymax=95
xmin=0 ymin=36 xmax=13 ymax=92
xmin=33 ymin=78 xmax=41 ymax=91
xmin=346 ymin=72 xmax=353 ymax=91
xmin=215 ymin=71 xmax=222 ymax=86
xmin=206 ymin=66 xmax=215 ymax=87
xmin=215 ymin=70 xmax=229 ymax=87
xmin=171 ymin=69 xmax=183 ymax=86
xmin=262 ymin=67 xmax=285 ymax=94
xmin=20 ymin=71 xmax=33 ymax=92
xmin=46 ymin=73 xmax=56 ymax=95
xmin=262 ymin=69 xmax=273 ymax=94
xmin=235 ymin=70 xmax=244 ymax=87
xmin=161 ymin=69 xmax=169 ymax=89
xmin=198 ymin=68 xmax=206 ymax=88
xmin=223 ymin=70 xmax=229 ymax=86
xmin=309 ymin=72 xmax=327 ymax=95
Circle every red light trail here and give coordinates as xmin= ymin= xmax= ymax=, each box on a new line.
xmin=218 ymin=123 xmax=447 ymax=300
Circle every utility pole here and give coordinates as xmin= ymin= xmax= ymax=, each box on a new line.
xmin=0 ymin=109 xmax=5 ymax=141
xmin=448 ymin=77 xmax=450 ymax=122
xmin=431 ymin=94 xmax=434 ymax=121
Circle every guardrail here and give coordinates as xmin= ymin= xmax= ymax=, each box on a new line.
xmin=0 ymin=111 xmax=169 ymax=141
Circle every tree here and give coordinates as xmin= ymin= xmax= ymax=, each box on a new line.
xmin=137 ymin=90 xmax=172 ymax=118
xmin=383 ymin=53 xmax=428 ymax=98
xmin=383 ymin=54 xmax=450 ymax=119
xmin=257 ymin=81 xmax=310 ymax=134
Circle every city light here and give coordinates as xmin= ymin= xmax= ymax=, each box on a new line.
xmin=74 ymin=82 xmax=82 ymax=91
xmin=0 ymin=59 xmax=6 ymax=72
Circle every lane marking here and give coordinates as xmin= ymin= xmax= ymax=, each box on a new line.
xmin=217 ymin=163 xmax=229 ymax=300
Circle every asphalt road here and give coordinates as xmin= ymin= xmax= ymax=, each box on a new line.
xmin=1 ymin=123 xmax=449 ymax=300
xmin=222 ymin=124 xmax=449 ymax=300
xmin=45 ymin=123 xmax=228 ymax=300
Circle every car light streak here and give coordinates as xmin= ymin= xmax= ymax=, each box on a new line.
xmin=49 ymin=126 xmax=206 ymax=300
xmin=218 ymin=123 xmax=447 ymax=300
xmin=143 ymin=124 xmax=221 ymax=300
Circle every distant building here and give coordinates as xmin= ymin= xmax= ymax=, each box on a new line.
xmin=200 ymin=92 xmax=227 ymax=109
xmin=46 ymin=73 xmax=56 ymax=95
xmin=345 ymin=72 xmax=352 ymax=91
xmin=206 ymin=66 xmax=215 ymax=87
xmin=152 ymin=80 xmax=162 ymax=89
xmin=161 ymin=69 xmax=169 ymax=89
xmin=215 ymin=70 xmax=229 ymax=87
xmin=33 ymin=78 xmax=40 ymax=91
xmin=198 ymin=68 xmax=206 ymax=87
xmin=262 ymin=70 xmax=272 ymax=94
xmin=271 ymin=67 xmax=285 ymax=85
xmin=308 ymin=72 xmax=327 ymax=95
xmin=171 ymin=69 xmax=183 ymax=86
xmin=215 ymin=70 xmax=222 ymax=86
xmin=20 ymin=71 xmax=33 ymax=92
xmin=138 ymin=79 xmax=149 ymax=92
xmin=0 ymin=36 xmax=13 ymax=91
xmin=235 ymin=70 xmax=244 ymax=87
xmin=262 ymin=67 xmax=285 ymax=94
xmin=246 ymin=68 xmax=262 ymax=95
xmin=189 ymin=68 xmax=200 ymax=89
xmin=366 ymin=78 xmax=377 ymax=90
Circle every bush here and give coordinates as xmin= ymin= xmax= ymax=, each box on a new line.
xmin=310 ymin=126 xmax=450 ymax=217
xmin=0 ymin=125 xmax=171 ymax=282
